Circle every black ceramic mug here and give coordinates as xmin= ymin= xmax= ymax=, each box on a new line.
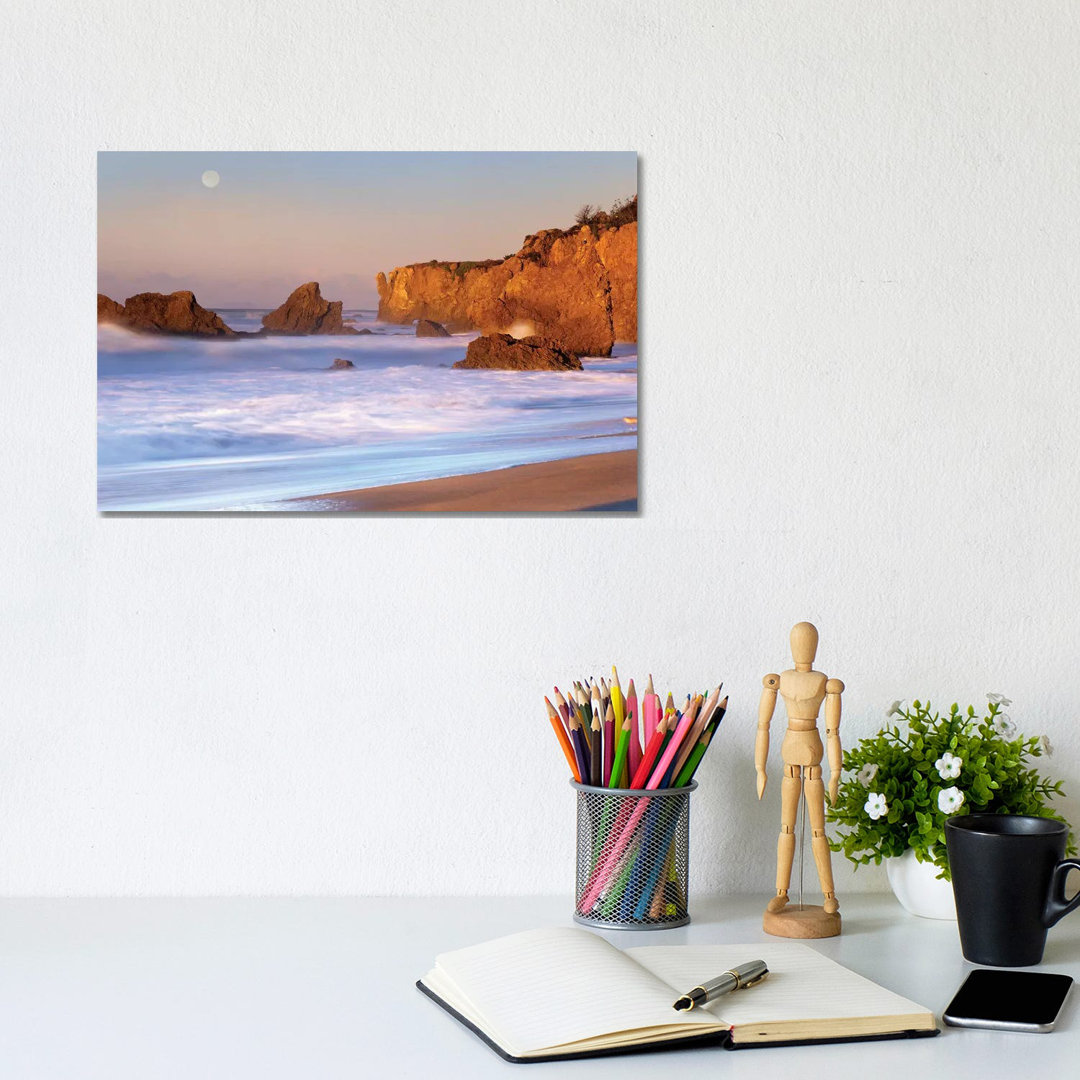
xmin=945 ymin=814 xmax=1080 ymax=966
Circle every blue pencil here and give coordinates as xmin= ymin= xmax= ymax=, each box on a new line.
xmin=632 ymin=801 xmax=685 ymax=919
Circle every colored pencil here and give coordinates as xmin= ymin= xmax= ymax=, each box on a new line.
xmin=630 ymin=704 xmax=666 ymax=788
xmin=608 ymin=701 xmax=634 ymax=790
xmin=545 ymin=696 xmax=580 ymax=782
xmin=568 ymin=706 xmax=590 ymax=783
xmin=608 ymin=667 xmax=626 ymax=783
xmin=626 ymin=679 xmax=641 ymax=782
xmin=589 ymin=710 xmax=603 ymax=786
xmin=602 ymin=702 xmax=615 ymax=786
xmin=569 ymin=694 xmax=591 ymax=771
xmin=633 ymin=805 xmax=686 ymax=918
xmin=610 ymin=667 xmax=624 ymax=727
xmin=590 ymin=680 xmax=603 ymax=764
xmin=643 ymin=675 xmax=660 ymax=743
xmin=581 ymin=706 xmax=701 ymax=910
xmin=553 ymin=686 xmax=571 ymax=728
xmin=670 ymin=686 xmax=719 ymax=781
xmin=674 ymin=729 xmax=712 ymax=787
xmin=645 ymin=703 xmax=697 ymax=789
xmin=654 ymin=697 xmax=697 ymax=788
xmin=675 ymin=695 xmax=728 ymax=786
xmin=576 ymin=683 xmax=592 ymax=732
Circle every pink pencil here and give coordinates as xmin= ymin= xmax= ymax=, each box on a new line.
xmin=579 ymin=708 xmax=698 ymax=911
xmin=643 ymin=675 xmax=660 ymax=735
xmin=643 ymin=705 xmax=696 ymax=788
xmin=670 ymin=685 xmax=720 ymax=781
xmin=626 ymin=679 xmax=641 ymax=782
xmin=553 ymin=687 xmax=571 ymax=731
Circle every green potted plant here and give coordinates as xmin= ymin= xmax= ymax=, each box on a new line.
xmin=827 ymin=695 xmax=1072 ymax=919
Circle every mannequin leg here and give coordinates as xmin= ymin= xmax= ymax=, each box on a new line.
xmin=767 ymin=764 xmax=802 ymax=913
xmin=805 ymin=766 xmax=839 ymax=914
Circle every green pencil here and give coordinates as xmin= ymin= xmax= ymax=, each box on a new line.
xmin=674 ymin=731 xmax=711 ymax=787
xmin=608 ymin=711 xmax=633 ymax=788
xmin=675 ymin=695 xmax=728 ymax=786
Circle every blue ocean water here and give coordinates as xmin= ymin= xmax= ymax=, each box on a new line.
xmin=97 ymin=312 xmax=638 ymax=511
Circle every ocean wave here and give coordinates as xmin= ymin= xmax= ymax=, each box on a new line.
xmin=98 ymin=332 xmax=637 ymax=507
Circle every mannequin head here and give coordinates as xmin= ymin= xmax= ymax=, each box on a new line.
xmin=790 ymin=621 xmax=819 ymax=670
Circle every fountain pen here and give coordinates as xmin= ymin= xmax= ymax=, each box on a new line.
xmin=672 ymin=959 xmax=769 ymax=1011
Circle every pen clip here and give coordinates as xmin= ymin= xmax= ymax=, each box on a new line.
xmin=739 ymin=968 xmax=769 ymax=989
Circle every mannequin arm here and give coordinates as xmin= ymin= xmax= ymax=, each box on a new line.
xmin=824 ymin=678 xmax=844 ymax=804
xmin=756 ymin=675 xmax=779 ymax=799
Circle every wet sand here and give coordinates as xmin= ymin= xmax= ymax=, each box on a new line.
xmin=291 ymin=450 xmax=638 ymax=511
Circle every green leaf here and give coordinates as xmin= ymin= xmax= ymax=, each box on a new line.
xmin=827 ymin=697 xmax=1074 ymax=869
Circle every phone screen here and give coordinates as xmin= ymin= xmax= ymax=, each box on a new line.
xmin=944 ymin=970 xmax=1073 ymax=1031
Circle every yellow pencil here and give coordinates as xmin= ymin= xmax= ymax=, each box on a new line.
xmin=610 ymin=666 xmax=625 ymax=729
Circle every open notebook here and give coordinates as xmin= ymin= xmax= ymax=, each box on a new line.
xmin=418 ymin=927 xmax=937 ymax=1062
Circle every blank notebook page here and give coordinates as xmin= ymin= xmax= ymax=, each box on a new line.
xmin=432 ymin=927 xmax=715 ymax=1053
xmin=626 ymin=943 xmax=930 ymax=1024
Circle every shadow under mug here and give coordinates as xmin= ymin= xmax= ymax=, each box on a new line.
xmin=945 ymin=814 xmax=1080 ymax=966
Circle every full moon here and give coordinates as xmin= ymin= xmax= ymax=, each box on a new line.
xmin=201 ymin=170 xmax=220 ymax=188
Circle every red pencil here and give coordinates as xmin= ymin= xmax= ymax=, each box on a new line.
xmin=630 ymin=707 xmax=667 ymax=788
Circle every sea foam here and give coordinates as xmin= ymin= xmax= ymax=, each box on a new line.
xmin=98 ymin=315 xmax=637 ymax=510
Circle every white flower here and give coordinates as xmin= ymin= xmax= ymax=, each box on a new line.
xmin=987 ymin=692 xmax=1013 ymax=707
xmin=1041 ymin=734 xmax=1054 ymax=757
xmin=938 ymin=786 xmax=965 ymax=814
xmin=885 ymin=700 xmax=904 ymax=718
xmin=864 ymin=793 xmax=889 ymax=820
xmin=992 ymin=713 xmax=1017 ymax=737
xmin=935 ymin=751 xmax=962 ymax=780
xmin=857 ymin=763 xmax=879 ymax=785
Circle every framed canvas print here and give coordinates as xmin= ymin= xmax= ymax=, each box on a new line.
xmin=97 ymin=151 xmax=638 ymax=512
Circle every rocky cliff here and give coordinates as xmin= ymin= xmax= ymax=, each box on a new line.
xmin=376 ymin=219 xmax=636 ymax=356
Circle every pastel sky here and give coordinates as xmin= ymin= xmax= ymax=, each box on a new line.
xmin=98 ymin=151 xmax=637 ymax=308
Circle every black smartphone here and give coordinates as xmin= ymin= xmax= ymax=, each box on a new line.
xmin=943 ymin=969 xmax=1074 ymax=1033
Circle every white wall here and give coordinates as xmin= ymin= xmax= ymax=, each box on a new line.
xmin=2 ymin=0 xmax=1079 ymax=897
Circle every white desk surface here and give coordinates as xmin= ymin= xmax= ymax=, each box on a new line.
xmin=0 ymin=893 xmax=1075 ymax=1078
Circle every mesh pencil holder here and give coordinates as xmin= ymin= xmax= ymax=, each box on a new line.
xmin=571 ymin=781 xmax=697 ymax=930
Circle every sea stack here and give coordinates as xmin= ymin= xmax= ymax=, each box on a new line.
xmin=453 ymin=334 xmax=583 ymax=372
xmin=97 ymin=294 xmax=126 ymax=323
xmin=262 ymin=282 xmax=358 ymax=335
xmin=415 ymin=319 xmax=450 ymax=337
xmin=106 ymin=291 xmax=237 ymax=336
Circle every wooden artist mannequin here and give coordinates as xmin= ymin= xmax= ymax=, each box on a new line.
xmin=755 ymin=622 xmax=843 ymax=938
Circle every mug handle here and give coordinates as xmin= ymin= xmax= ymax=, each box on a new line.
xmin=1043 ymin=859 xmax=1080 ymax=928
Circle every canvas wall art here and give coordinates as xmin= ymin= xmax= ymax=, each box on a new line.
xmin=97 ymin=151 xmax=638 ymax=512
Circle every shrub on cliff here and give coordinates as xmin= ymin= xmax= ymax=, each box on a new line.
xmin=575 ymin=203 xmax=599 ymax=226
xmin=574 ymin=195 xmax=637 ymax=231
xmin=608 ymin=195 xmax=637 ymax=227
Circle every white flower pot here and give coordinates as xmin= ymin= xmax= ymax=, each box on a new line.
xmin=885 ymin=849 xmax=957 ymax=920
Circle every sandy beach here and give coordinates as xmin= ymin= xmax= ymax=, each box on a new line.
xmin=291 ymin=450 xmax=638 ymax=512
